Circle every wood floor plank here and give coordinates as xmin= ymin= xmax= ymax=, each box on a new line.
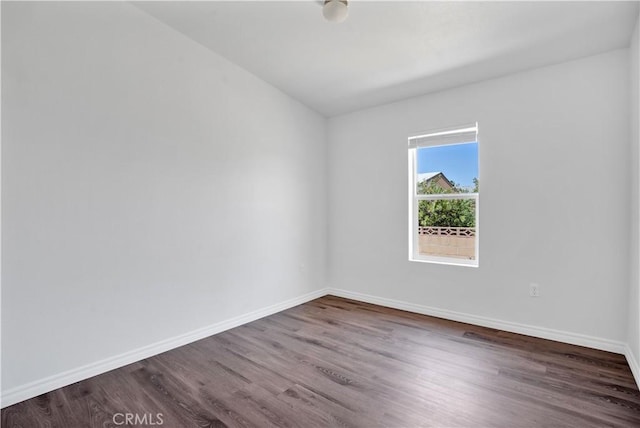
xmin=3 ymin=296 xmax=640 ymax=427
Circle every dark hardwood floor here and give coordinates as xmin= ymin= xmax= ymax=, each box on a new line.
xmin=3 ymin=295 xmax=640 ymax=427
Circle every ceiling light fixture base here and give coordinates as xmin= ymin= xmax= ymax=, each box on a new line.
xmin=323 ymin=0 xmax=348 ymax=23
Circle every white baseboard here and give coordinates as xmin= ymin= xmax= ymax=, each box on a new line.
xmin=625 ymin=344 xmax=640 ymax=389
xmin=326 ymin=288 xmax=628 ymax=355
xmin=0 ymin=288 xmax=328 ymax=409
xmin=3 ymin=286 xmax=636 ymax=409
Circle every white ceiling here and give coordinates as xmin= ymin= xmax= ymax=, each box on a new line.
xmin=133 ymin=1 xmax=639 ymax=117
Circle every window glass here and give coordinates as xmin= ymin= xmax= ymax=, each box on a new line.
xmin=409 ymin=127 xmax=479 ymax=266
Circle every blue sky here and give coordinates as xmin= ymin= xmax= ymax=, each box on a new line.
xmin=417 ymin=142 xmax=478 ymax=188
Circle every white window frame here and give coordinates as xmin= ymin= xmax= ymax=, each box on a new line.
xmin=408 ymin=123 xmax=479 ymax=267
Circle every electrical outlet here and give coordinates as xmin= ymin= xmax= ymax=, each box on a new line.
xmin=529 ymin=283 xmax=540 ymax=297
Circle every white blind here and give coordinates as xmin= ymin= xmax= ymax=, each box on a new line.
xmin=408 ymin=122 xmax=477 ymax=149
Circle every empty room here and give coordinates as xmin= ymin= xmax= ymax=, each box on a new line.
xmin=2 ymin=1 xmax=640 ymax=427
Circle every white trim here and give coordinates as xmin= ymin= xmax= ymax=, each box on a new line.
xmin=3 ymin=287 xmax=634 ymax=409
xmin=416 ymin=193 xmax=478 ymax=201
xmin=326 ymin=288 xmax=627 ymax=355
xmin=408 ymin=148 xmax=417 ymax=260
xmin=408 ymin=122 xmax=478 ymax=149
xmin=408 ymin=128 xmax=480 ymax=268
xmin=625 ymin=344 xmax=640 ymax=389
xmin=409 ymin=254 xmax=478 ymax=267
xmin=0 ymin=288 xmax=329 ymax=409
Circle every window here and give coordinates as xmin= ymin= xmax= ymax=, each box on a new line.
xmin=408 ymin=123 xmax=479 ymax=266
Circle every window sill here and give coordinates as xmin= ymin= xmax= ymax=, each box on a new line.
xmin=409 ymin=255 xmax=478 ymax=268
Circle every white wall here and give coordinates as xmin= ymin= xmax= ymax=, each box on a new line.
xmin=1 ymin=2 xmax=326 ymax=397
xmin=2 ymin=0 xmax=637 ymax=407
xmin=629 ymin=12 xmax=640 ymax=378
xmin=328 ymin=49 xmax=630 ymax=347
